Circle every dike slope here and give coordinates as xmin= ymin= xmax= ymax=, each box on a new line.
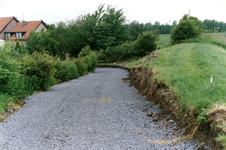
xmin=127 ymin=51 xmax=223 ymax=150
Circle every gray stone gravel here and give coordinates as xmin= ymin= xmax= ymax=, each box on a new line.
xmin=0 ymin=68 xmax=211 ymax=150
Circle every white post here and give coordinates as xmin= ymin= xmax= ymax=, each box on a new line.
xmin=210 ymin=75 xmax=213 ymax=87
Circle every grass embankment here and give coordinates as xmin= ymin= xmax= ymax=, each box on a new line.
xmin=147 ymin=43 xmax=226 ymax=112
xmin=129 ymin=33 xmax=226 ymax=147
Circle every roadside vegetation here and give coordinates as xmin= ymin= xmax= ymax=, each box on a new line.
xmin=0 ymin=43 xmax=97 ymax=113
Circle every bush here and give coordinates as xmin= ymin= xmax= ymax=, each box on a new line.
xmin=103 ymin=41 xmax=137 ymax=62
xmin=97 ymin=49 xmax=110 ymax=63
xmin=20 ymin=51 xmax=57 ymax=91
xmin=14 ymin=40 xmax=21 ymax=51
xmin=134 ymin=30 xmax=159 ymax=56
xmin=82 ymin=52 xmax=97 ymax=72
xmin=55 ymin=60 xmax=79 ymax=82
xmin=73 ymin=58 xmax=88 ymax=76
xmin=78 ymin=45 xmax=97 ymax=72
xmin=0 ymin=41 xmax=26 ymax=98
xmin=78 ymin=45 xmax=92 ymax=58
xmin=171 ymin=14 xmax=202 ymax=42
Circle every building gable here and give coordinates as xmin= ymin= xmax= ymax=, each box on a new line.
xmin=0 ymin=16 xmax=19 ymax=39
xmin=6 ymin=20 xmax=48 ymax=40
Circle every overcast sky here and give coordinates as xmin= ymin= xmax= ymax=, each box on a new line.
xmin=1 ymin=0 xmax=226 ymax=25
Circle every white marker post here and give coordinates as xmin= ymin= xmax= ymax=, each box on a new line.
xmin=210 ymin=75 xmax=213 ymax=87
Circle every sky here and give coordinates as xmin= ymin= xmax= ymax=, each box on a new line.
xmin=1 ymin=0 xmax=226 ymax=25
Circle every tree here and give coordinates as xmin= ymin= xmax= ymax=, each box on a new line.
xmin=172 ymin=20 xmax=177 ymax=27
xmin=15 ymin=40 xmax=21 ymax=50
xmin=76 ymin=4 xmax=129 ymax=51
xmin=134 ymin=30 xmax=159 ymax=56
xmin=128 ymin=21 xmax=147 ymax=41
xmin=47 ymin=24 xmax=56 ymax=31
xmin=145 ymin=22 xmax=152 ymax=31
xmin=170 ymin=14 xmax=202 ymax=42
xmin=26 ymin=29 xmax=60 ymax=56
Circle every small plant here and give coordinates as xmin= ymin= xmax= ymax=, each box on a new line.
xmin=196 ymin=108 xmax=207 ymax=123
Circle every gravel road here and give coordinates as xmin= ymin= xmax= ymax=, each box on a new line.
xmin=0 ymin=68 xmax=211 ymax=150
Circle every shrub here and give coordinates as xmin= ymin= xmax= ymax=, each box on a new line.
xmin=0 ymin=94 xmax=12 ymax=113
xmin=15 ymin=40 xmax=21 ymax=51
xmin=134 ymin=30 xmax=160 ymax=56
xmin=73 ymin=58 xmax=88 ymax=76
xmin=78 ymin=45 xmax=97 ymax=72
xmin=78 ymin=45 xmax=92 ymax=58
xmin=55 ymin=60 xmax=79 ymax=82
xmin=171 ymin=14 xmax=202 ymax=42
xmin=20 ymin=51 xmax=57 ymax=91
xmin=82 ymin=52 xmax=97 ymax=73
xmin=0 ymin=41 xmax=26 ymax=98
xmin=97 ymin=49 xmax=110 ymax=63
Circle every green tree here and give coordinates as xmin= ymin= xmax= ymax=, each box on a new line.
xmin=170 ymin=14 xmax=202 ymax=42
xmin=145 ymin=22 xmax=152 ymax=31
xmin=52 ymin=22 xmax=73 ymax=57
xmin=128 ymin=21 xmax=147 ymax=41
xmin=77 ymin=4 xmax=129 ymax=51
xmin=47 ymin=24 xmax=56 ymax=31
xmin=14 ymin=40 xmax=21 ymax=50
xmin=134 ymin=30 xmax=159 ymax=56
xmin=172 ymin=20 xmax=177 ymax=27
xmin=26 ymin=29 xmax=60 ymax=56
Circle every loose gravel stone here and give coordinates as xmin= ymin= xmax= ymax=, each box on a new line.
xmin=0 ymin=68 xmax=211 ymax=150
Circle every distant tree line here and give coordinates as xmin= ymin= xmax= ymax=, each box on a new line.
xmin=127 ymin=20 xmax=177 ymax=41
xmin=202 ymin=19 xmax=226 ymax=33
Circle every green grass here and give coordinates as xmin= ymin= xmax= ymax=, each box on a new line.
xmin=185 ymin=32 xmax=226 ymax=49
xmin=156 ymin=34 xmax=171 ymax=49
xmin=146 ymin=43 xmax=226 ymax=112
xmin=127 ymin=56 xmax=147 ymax=68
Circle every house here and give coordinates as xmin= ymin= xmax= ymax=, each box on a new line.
xmin=0 ymin=16 xmax=48 ymax=46
xmin=6 ymin=20 xmax=49 ymax=45
xmin=0 ymin=16 xmax=19 ymax=39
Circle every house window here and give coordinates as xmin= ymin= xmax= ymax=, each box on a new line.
xmin=5 ymin=33 xmax=10 ymax=38
xmin=16 ymin=32 xmax=22 ymax=38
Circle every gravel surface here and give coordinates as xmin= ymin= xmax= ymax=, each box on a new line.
xmin=0 ymin=68 xmax=211 ymax=150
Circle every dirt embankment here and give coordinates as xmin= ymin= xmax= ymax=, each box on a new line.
xmin=127 ymin=52 xmax=223 ymax=150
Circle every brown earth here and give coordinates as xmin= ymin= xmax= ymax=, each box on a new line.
xmin=127 ymin=51 xmax=223 ymax=150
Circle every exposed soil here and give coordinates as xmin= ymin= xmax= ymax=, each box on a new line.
xmin=0 ymin=112 xmax=14 ymax=122
xmin=0 ymin=102 xmax=24 ymax=123
xmin=127 ymin=51 xmax=223 ymax=150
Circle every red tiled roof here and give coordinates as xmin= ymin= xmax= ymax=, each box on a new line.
xmin=0 ymin=17 xmax=18 ymax=33
xmin=10 ymin=21 xmax=42 ymax=39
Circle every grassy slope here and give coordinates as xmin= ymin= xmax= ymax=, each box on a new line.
xmin=147 ymin=43 xmax=226 ymax=112
xmin=127 ymin=33 xmax=226 ymax=147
